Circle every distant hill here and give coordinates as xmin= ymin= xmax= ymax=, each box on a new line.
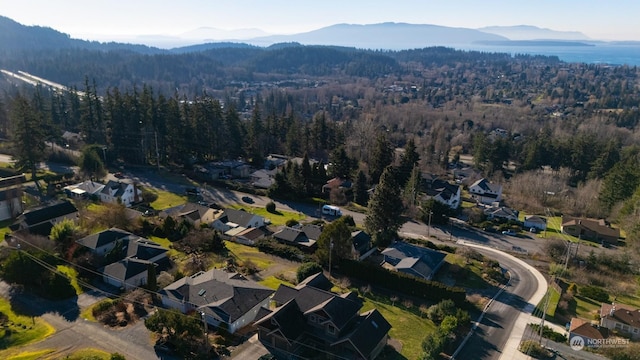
xmin=478 ymin=25 xmax=590 ymax=41
xmin=245 ymin=22 xmax=509 ymax=49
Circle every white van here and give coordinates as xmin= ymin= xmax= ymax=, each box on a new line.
xmin=322 ymin=205 xmax=342 ymax=216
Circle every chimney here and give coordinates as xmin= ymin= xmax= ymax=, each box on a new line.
xmin=610 ymin=303 xmax=616 ymax=316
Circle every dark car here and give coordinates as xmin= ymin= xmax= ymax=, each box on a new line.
xmin=242 ymin=196 xmax=254 ymax=204
xmin=114 ymin=172 xmax=124 ymax=178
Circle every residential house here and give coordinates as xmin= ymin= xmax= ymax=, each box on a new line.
xmin=101 ymin=257 xmax=153 ymax=291
xmin=250 ymin=168 xmax=277 ymax=189
xmin=422 ymin=174 xmax=461 ymax=209
xmin=100 ymin=180 xmax=141 ymax=207
xmin=569 ymin=318 xmax=609 ymax=348
xmin=524 ymin=215 xmax=547 ymax=231
xmin=351 ymin=230 xmax=374 ymax=260
xmin=600 ymin=303 xmax=640 ymax=340
xmin=17 ymin=200 xmax=78 ymax=233
xmin=322 ymin=177 xmax=352 ymax=194
xmin=63 ymin=180 xmax=105 ymax=200
xmin=264 ymin=154 xmax=288 ymax=170
xmin=272 ymin=224 xmax=322 ymax=251
xmin=484 ymin=206 xmax=519 ymax=222
xmin=0 ymin=175 xmax=25 ymax=221
xmin=76 ymin=227 xmax=137 ymax=256
xmin=255 ymin=277 xmax=391 ymax=360
xmin=159 ymin=269 xmax=274 ymax=334
xmin=230 ymin=227 xmax=266 ymax=246
xmin=561 ymin=216 xmax=620 ymax=245
xmin=159 ymin=203 xmax=223 ymax=228
xmin=469 ymin=178 xmax=503 ymax=204
xmin=211 ymin=209 xmax=265 ymax=234
xmin=381 ymin=241 xmax=446 ymax=281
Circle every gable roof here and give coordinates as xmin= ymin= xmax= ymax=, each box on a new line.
xmin=331 ymin=309 xmax=392 ymax=359
xmin=101 ymin=257 xmax=151 ymax=282
xmin=562 ymin=216 xmax=620 ymax=239
xmin=381 ymin=242 xmax=446 ymax=280
xmin=125 ymin=238 xmax=167 ymax=261
xmin=422 ymin=175 xmax=459 ymax=201
xmin=470 ymin=178 xmax=502 ymax=193
xmin=22 ymin=201 xmax=78 ymax=226
xmin=484 ymin=206 xmax=519 ymax=219
xmin=101 ymin=180 xmax=129 ymax=197
xmin=570 ymin=318 xmax=609 ymax=340
xmin=218 ymin=208 xmax=259 ymax=228
xmin=351 ymin=230 xmax=371 ymax=255
xmin=601 ymin=303 xmax=640 ymax=327
xmin=524 ymin=215 xmax=547 ymax=225
xmin=273 ymin=226 xmax=317 ymax=248
xmin=76 ymin=228 xmax=134 ymax=250
xmin=296 ymin=272 xmax=333 ymax=291
xmin=159 ymin=269 xmax=274 ymax=324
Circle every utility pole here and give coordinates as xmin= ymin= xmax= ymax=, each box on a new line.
xmin=328 ymin=238 xmax=334 ymax=277
xmin=539 ymin=286 xmax=551 ymax=345
xmin=427 ymin=211 xmax=433 ymax=238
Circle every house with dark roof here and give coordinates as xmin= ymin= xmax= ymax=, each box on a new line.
xmin=272 ymin=224 xmax=322 ymax=250
xmin=322 ymin=177 xmax=352 ymax=194
xmin=561 ymin=216 xmax=620 ymax=245
xmin=255 ymin=276 xmax=391 ymax=360
xmin=351 ymin=230 xmax=373 ymax=260
xmin=600 ymin=303 xmax=640 ymax=340
xmin=0 ymin=174 xmax=25 ymax=221
xmin=469 ymin=178 xmax=503 ymax=204
xmin=63 ymin=180 xmax=105 ymax=200
xmin=422 ymin=174 xmax=461 ymax=209
xmin=100 ymin=180 xmax=141 ymax=207
xmin=231 ymin=227 xmax=267 ymax=245
xmin=381 ymin=241 xmax=446 ymax=281
xmin=211 ymin=208 xmax=265 ymax=233
xmin=484 ymin=206 xmax=519 ymax=222
xmin=17 ymin=200 xmax=78 ymax=232
xmin=76 ymin=227 xmax=136 ymax=256
xmin=101 ymin=257 xmax=153 ymax=290
xmin=159 ymin=269 xmax=274 ymax=334
xmin=569 ymin=318 xmax=609 ymax=348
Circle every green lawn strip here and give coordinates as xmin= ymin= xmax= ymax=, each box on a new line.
xmin=148 ymin=236 xmax=182 ymax=259
xmin=147 ymin=188 xmax=186 ymax=210
xmin=62 ymin=348 xmax=112 ymax=360
xmin=0 ymin=297 xmax=55 ymax=350
xmin=534 ymin=286 xmax=561 ymax=318
xmin=4 ymin=349 xmax=54 ymax=360
xmin=259 ymin=276 xmax=295 ymax=290
xmin=360 ymin=292 xmax=436 ymax=360
xmin=611 ymin=293 xmax=640 ymax=309
xmin=56 ymin=265 xmax=82 ymax=295
xmin=571 ymin=295 xmax=601 ymax=320
xmin=231 ymin=205 xmax=306 ymax=226
xmin=225 ymin=241 xmax=274 ymax=270
xmin=438 ymin=254 xmax=490 ymax=289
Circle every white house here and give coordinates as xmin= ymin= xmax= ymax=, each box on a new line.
xmin=63 ymin=180 xmax=105 ymax=199
xmin=524 ymin=215 xmax=547 ymax=231
xmin=159 ymin=269 xmax=274 ymax=334
xmin=76 ymin=227 xmax=136 ymax=256
xmin=100 ymin=180 xmax=142 ymax=207
xmin=469 ymin=178 xmax=503 ymax=204
xmin=0 ymin=175 xmax=25 ymax=221
xmin=484 ymin=206 xmax=519 ymax=222
xmin=18 ymin=201 xmax=79 ymax=230
xmin=422 ymin=174 xmax=461 ymax=209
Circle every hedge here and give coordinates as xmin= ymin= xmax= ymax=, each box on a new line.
xmin=338 ymin=259 xmax=468 ymax=307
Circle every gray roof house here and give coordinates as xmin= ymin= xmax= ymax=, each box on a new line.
xmin=100 ymin=257 xmax=153 ymax=291
xmin=255 ymin=276 xmax=391 ymax=360
xmin=159 ymin=269 xmax=274 ymax=334
xmin=469 ymin=178 xmax=503 ymax=204
xmin=381 ymin=241 xmax=446 ymax=281
xmin=18 ymin=201 xmax=78 ymax=233
xmin=211 ymin=208 xmax=265 ymax=233
xmin=272 ymin=224 xmax=322 ymax=250
xmin=76 ymin=227 xmax=136 ymax=256
xmin=351 ymin=230 xmax=373 ymax=260
xmin=100 ymin=180 xmax=141 ymax=207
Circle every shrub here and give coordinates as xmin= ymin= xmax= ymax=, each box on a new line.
xmin=518 ymin=340 xmax=550 ymax=358
xmin=579 ymin=285 xmax=609 ymax=302
xmin=265 ymin=201 xmax=276 ymax=213
xmin=297 ymin=262 xmax=323 ymax=283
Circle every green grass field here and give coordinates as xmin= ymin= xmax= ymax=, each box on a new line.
xmin=232 ymin=205 xmax=306 ymax=226
xmin=534 ymin=286 xmax=561 ymax=318
xmin=147 ymin=188 xmax=186 ymax=210
xmin=0 ymin=298 xmax=55 ymax=351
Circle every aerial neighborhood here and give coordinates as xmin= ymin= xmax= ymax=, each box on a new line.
xmin=0 ymin=12 xmax=639 ymax=360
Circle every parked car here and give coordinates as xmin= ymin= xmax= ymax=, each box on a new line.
xmin=502 ymin=230 xmax=517 ymax=236
xmin=114 ymin=172 xmax=124 ymax=178
xmin=242 ymin=196 xmax=254 ymax=204
xmin=529 ymin=227 xmax=537 ymax=233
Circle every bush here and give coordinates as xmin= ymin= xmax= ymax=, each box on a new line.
xmin=256 ymin=238 xmax=308 ymax=262
xmin=579 ymin=285 xmax=609 ymax=302
xmin=518 ymin=340 xmax=550 ymax=358
xmin=296 ymin=262 xmax=323 ymax=283
xmin=266 ymin=201 xmax=276 ymax=213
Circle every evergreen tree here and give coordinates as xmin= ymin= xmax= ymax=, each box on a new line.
xmin=328 ymin=146 xmax=353 ymax=179
xmin=10 ymin=94 xmax=46 ymax=193
xmin=369 ymin=133 xmax=394 ymax=184
xmin=404 ymin=165 xmax=421 ymax=206
xmin=397 ymin=138 xmax=420 ymax=186
xmin=353 ymin=170 xmax=369 ymax=205
xmin=316 ymin=217 xmax=354 ymax=266
xmin=364 ymin=166 xmax=404 ymax=247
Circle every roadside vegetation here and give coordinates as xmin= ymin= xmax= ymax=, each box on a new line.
xmin=0 ymin=298 xmax=54 ymax=351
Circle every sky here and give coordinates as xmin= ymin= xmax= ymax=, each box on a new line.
xmin=1 ymin=0 xmax=639 ymax=41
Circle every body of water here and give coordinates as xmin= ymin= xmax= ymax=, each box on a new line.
xmin=455 ymin=43 xmax=640 ymax=66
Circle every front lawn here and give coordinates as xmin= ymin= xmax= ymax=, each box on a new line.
xmin=534 ymin=286 xmax=561 ymax=319
xmin=147 ymin=188 xmax=186 ymax=210
xmin=232 ymin=205 xmax=306 ymax=226
xmin=360 ymin=291 xmax=436 ymax=360
xmin=0 ymin=297 xmax=55 ymax=350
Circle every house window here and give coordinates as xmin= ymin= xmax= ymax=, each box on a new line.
xmin=327 ymin=325 xmax=336 ymax=335
xmin=615 ymin=323 xmax=622 ymax=330
xmin=634 ymin=328 xmax=639 ymax=334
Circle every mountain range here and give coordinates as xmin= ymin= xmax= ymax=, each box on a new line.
xmin=0 ymin=15 xmax=599 ymax=52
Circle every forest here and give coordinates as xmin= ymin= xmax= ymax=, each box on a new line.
xmin=2 ymin=36 xmax=640 ymax=248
